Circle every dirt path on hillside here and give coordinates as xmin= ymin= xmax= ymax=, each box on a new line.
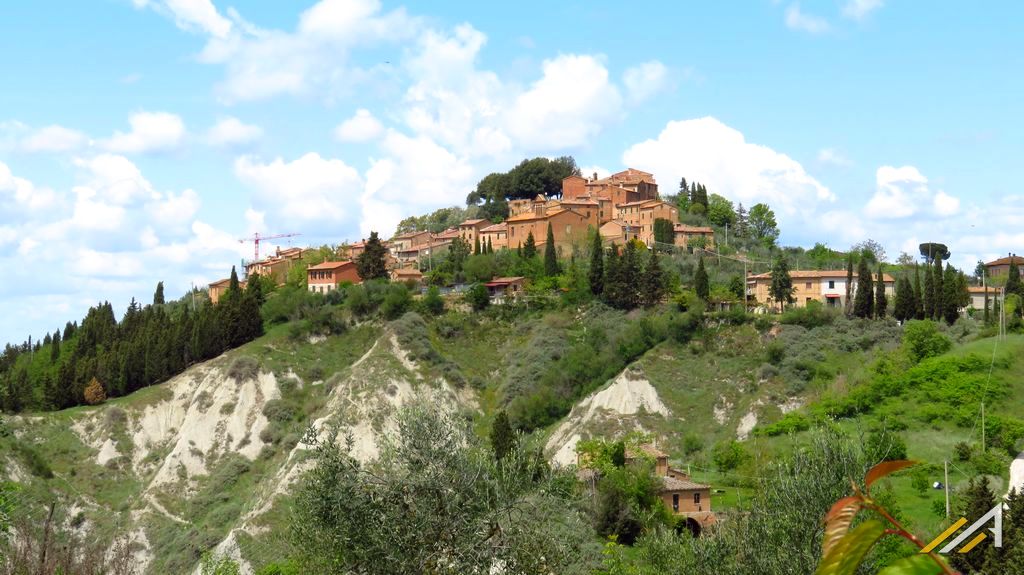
xmin=1010 ymin=451 xmax=1024 ymax=497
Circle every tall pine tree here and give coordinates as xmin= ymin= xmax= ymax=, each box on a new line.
xmin=641 ymin=249 xmax=665 ymax=307
xmin=853 ymin=257 xmax=874 ymax=318
xmin=893 ymin=276 xmax=913 ymax=322
xmin=769 ymin=255 xmax=794 ymax=311
xmin=153 ymin=281 xmax=165 ymax=305
xmin=923 ymin=264 xmax=935 ymax=319
xmin=588 ymin=232 xmax=604 ymax=296
xmin=874 ymin=264 xmax=888 ymax=318
xmin=844 ymin=254 xmax=855 ymax=316
xmin=543 ymin=223 xmax=559 ymax=276
xmin=356 ymin=232 xmax=389 ymax=280
xmin=490 ymin=410 xmax=516 ymax=462
xmin=943 ymin=264 xmax=960 ymax=325
xmin=694 ymin=256 xmax=710 ymax=301
xmin=913 ymin=264 xmax=924 ymax=320
xmin=933 ymin=257 xmax=945 ymax=320
xmin=523 ymin=231 xmax=537 ymax=259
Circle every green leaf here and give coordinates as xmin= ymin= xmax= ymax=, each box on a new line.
xmin=814 ymin=519 xmax=885 ymax=575
xmin=876 ymin=554 xmax=945 ymax=575
xmin=865 ymin=460 xmax=916 ymax=491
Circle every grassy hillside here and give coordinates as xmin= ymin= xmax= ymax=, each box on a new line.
xmin=3 ymin=295 xmax=1020 ymax=571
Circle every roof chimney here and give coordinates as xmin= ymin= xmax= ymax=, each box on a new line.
xmin=592 ymin=171 xmax=598 ymax=181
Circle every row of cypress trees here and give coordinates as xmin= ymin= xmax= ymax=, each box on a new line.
xmin=0 ymin=268 xmax=263 ymax=413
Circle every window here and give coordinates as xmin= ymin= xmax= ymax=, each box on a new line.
xmin=828 ymin=280 xmax=835 ymax=289
xmin=673 ymin=494 xmax=679 ymax=512
xmin=805 ymin=281 xmax=812 ymax=289
xmin=693 ymin=493 xmax=701 ymax=505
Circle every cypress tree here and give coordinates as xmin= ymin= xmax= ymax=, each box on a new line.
xmin=620 ymin=241 xmax=641 ymax=309
xmin=486 ymin=237 xmax=493 ymax=254
xmin=853 ymin=257 xmax=874 ymax=318
xmin=50 ymin=330 xmax=61 ymax=363
xmin=943 ymin=264 xmax=960 ymax=325
xmin=874 ymin=264 xmax=888 ymax=318
xmin=543 ymin=223 xmax=559 ymax=276
xmin=923 ymin=264 xmax=934 ymax=319
xmin=356 ymin=231 xmax=389 ymax=280
xmin=913 ymin=264 xmax=924 ymax=320
xmin=516 ymin=243 xmax=522 ymax=258
xmin=769 ymin=255 xmax=795 ymax=312
xmin=695 ymin=256 xmax=710 ymax=301
xmin=523 ymin=232 xmax=537 ymax=259
xmin=603 ymin=244 xmax=621 ymax=308
xmin=641 ymin=249 xmax=665 ymax=307
xmin=1007 ymin=257 xmax=1022 ymax=298
xmin=933 ymin=257 xmax=945 ymax=320
xmin=892 ymin=277 xmax=905 ymax=322
xmin=588 ymin=232 xmax=604 ymax=296
xmin=490 ymin=410 xmax=516 ymax=461
xmin=844 ymin=254 xmax=854 ymax=316
xmin=153 ymin=281 xmax=165 ymax=305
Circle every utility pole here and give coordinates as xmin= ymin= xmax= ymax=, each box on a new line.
xmin=944 ymin=460 xmax=950 ymax=518
xmin=981 ymin=401 xmax=986 ymax=453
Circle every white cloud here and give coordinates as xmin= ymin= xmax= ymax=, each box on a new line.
xmin=785 ymin=3 xmax=830 ymax=34
xmin=579 ymin=166 xmax=611 ymax=181
xmin=134 ymin=0 xmax=232 ymax=38
xmin=0 ymin=156 xmax=247 ymax=343
xmin=622 ymin=117 xmax=834 ymax=220
xmin=195 ymin=0 xmax=419 ymax=103
xmin=21 ymin=125 xmax=87 ymax=152
xmin=842 ymin=0 xmax=884 ymax=21
xmin=506 ymin=54 xmax=622 ymax=150
xmin=234 ymin=153 xmax=364 ymax=231
xmin=73 ymin=153 xmax=155 ymax=205
xmin=623 ymin=60 xmax=668 ymax=104
xmin=102 ymin=111 xmax=186 ymax=154
xmin=334 ymin=109 xmax=384 ymax=142
xmin=864 ymin=165 xmax=959 ymax=219
xmin=933 ymin=190 xmax=961 ymax=217
xmin=817 ymin=148 xmax=852 ymax=167
xmin=0 ymin=161 xmax=58 ymax=214
xmin=206 ymin=117 xmax=262 ymax=147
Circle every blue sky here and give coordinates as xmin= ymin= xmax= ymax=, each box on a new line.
xmin=1 ymin=0 xmax=1022 ymax=343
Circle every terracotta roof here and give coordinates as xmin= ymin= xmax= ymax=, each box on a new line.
xmin=209 ymin=278 xmax=232 ymax=288
xmin=601 ymin=219 xmax=640 ymax=231
xmin=459 ymin=219 xmax=487 ymax=227
xmin=627 ymin=444 xmax=669 ymax=459
xmin=986 ymin=256 xmax=1024 ymax=267
xmin=674 ymin=224 xmax=714 ymax=233
xmin=480 ymin=222 xmax=507 ymax=233
xmin=662 ymin=476 xmax=710 ymax=491
xmin=749 ymin=270 xmax=895 ymax=282
xmin=484 ymin=276 xmax=525 ymax=286
xmin=307 ymin=261 xmax=355 ymax=271
xmin=560 ymin=199 xmax=600 ymax=206
xmin=392 ymin=268 xmax=423 ymax=278
xmin=618 ymin=199 xmax=667 ymax=208
xmin=968 ymin=286 xmax=1000 ymax=293
xmin=387 ymin=229 xmax=428 ymax=238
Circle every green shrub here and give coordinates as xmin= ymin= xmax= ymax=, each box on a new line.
xmin=227 ymin=356 xmax=259 ymax=382
xmin=972 ymin=450 xmax=1006 ymax=475
xmin=420 ymin=286 xmax=445 ymax=316
xmin=13 ymin=441 xmax=53 ymax=478
xmin=765 ymin=341 xmax=785 ymax=365
xmin=864 ymin=429 xmax=907 ymax=463
xmin=465 ymin=283 xmax=490 ymax=311
xmin=902 ymin=320 xmax=952 ymax=363
xmin=711 ymin=440 xmax=749 ymax=471
xmin=780 ymin=300 xmax=836 ymax=329
xmin=954 ymin=441 xmax=972 ymax=462
xmin=381 ymin=284 xmax=412 ymax=320
xmin=262 ymin=399 xmax=299 ymax=424
xmin=755 ymin=412 xmax=810 ymax=437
